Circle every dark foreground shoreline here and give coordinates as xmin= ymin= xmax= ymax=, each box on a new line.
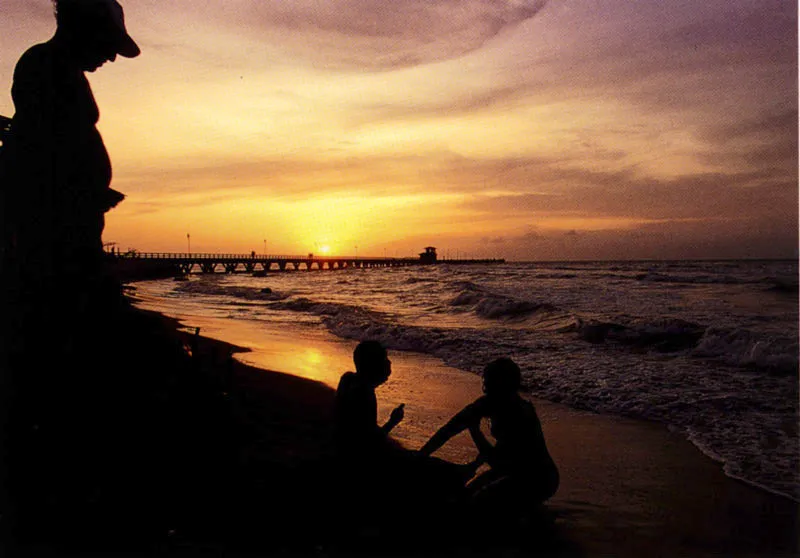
xmin=1 ymin=299 xmax=797 ymax=557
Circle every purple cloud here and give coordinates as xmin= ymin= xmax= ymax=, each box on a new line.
xmin=237 ymin=0 xmax=549 ymax=70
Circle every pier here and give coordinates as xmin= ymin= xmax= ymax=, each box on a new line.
xmin=109 ymin=246 xmax=504 ymax=280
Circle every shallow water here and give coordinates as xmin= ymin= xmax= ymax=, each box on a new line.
xmin=131 ymin=259 xmax=799 ymax=501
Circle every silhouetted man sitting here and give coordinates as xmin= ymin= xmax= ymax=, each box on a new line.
xmin=332 ymin=341 xmax=480 ymax=546
xmin=328 ymin=340 xmax=408 ymax=539
xmin=333 ymin=340 xmax=477 ymax=494
xmin=334 ymin=340 xmax=405 ymax=459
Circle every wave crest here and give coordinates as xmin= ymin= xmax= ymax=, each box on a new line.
xmin=176 ymin=281 xmax=288 ymax=302
xmin=447 ymin=284 xmax=565 ymax=324
xmin=577 ymin=318 xmax=705 ymax=353
xmin=692 ymin=327 xmax=799 ymax=376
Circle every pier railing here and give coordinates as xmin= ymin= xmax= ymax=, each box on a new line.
xmin=109 ymin=251 xmax=505 ymax=280
xmin=121 ymin=252 xmax=415 ymax=262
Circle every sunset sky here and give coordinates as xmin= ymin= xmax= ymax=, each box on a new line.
xmin=1 ymin=0 xmax=797 ymax=259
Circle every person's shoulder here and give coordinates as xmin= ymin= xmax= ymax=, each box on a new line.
xmin=519 ymin=396 xmax=536 ymax=409
xmin=472 ymin=394 xmax=490 ymax=407
xmin=16 ymin=42 xmax=53 ymax=68
xmin=462 ymin=395 xmax=490 ymax=415
xmin=14 ymin=43 xmax=55 ymax=81
xmin=515 ymin=395 xmax=536 ymax=410
xmin=336 ymin=371 xmax=358 ymax=391
xmin=517 ymin=397 xmax=542 ymax=422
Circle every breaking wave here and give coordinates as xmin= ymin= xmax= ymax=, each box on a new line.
xmin=692 ymin=327 xmax=799 ymax=376
xmin=446 ymin=281 xmax=572 ymax=328
xmin=575 ymin=318 xmax=706 ymax=353
xmin=175 ymin=280 xmax=288 ymax=302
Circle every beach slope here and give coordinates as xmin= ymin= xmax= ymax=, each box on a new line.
xmin=2 ymin=303 xmax=796 ymax=556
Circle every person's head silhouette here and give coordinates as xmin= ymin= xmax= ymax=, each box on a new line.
xmin=353 ymin=340 xmax=391 ymax=388
xmin=482 ymin=357 xmax=521 ymax=399
xmin=53 ymin=0 xmax=140 ymax=71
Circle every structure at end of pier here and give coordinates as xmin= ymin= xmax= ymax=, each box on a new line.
xmin=109 ymin=246 xmax=504 ymax=280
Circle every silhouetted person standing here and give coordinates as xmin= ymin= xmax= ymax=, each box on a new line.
xmin=419 ymin=358 xmax=559 ymax=510
xmin=0 ymin=0 xmax=139 ymax=548
xmin=2 ymin=0 xmax=138 ymax=310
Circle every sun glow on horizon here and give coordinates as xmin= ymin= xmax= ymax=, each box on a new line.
xmin=3 ymin=0 xmax=793 ymax=261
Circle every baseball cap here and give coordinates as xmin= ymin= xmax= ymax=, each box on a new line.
xmin=56 ymin=0 xmax=140 ymax=58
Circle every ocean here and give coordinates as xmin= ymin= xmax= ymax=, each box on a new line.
xmin=130 ymin=259 xmax=799 ymax=502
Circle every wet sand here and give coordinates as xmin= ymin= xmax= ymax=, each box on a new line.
xmin=7 ymin=299 xmax=795 ymax=557
xmin=158 ymin=309 xmax=799 ymax=557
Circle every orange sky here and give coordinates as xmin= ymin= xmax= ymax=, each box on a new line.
xmin=1 ymin=0 xmax=797 ymax=259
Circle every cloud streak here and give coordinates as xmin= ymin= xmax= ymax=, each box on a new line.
xmin=233 ymin=0 xmax=548 ymax=70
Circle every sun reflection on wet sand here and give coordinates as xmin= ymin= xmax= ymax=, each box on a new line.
xmin=139 ymin=309 xmax=484 ymax=461
xmin=237 ymin=336 xmax=352 ymax=388
xmin=132 ymin=291 xmax=487 ymax=461
xmin=223 ymin=319 xmax=485 ymax=461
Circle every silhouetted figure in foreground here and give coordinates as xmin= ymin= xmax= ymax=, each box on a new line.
xmin=0 ymin=0 xmax=140 ymax=550
xmin=420 ymin=358 xmax=559 ymax=512
xmin=1 ymin=0 xmax=137 ymax=311
xmin=334 ymin=340 xmax=405 ymax=458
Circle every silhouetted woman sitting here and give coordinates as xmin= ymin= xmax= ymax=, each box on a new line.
xmin=419 ymin=358 xmax=559 ymax=509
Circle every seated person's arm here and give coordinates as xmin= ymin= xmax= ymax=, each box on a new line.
xmin=418 ymin=401 xmax=481 ymax=456
xmin=468 ymin=422 xmax=493 ymax=457
xmin=381 ymin=403 xmax=404 ymax=434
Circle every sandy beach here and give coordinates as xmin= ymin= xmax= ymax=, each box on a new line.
xmin=147 ymin=305 xmax=799 ymax=557
xmin=3 ymin=300 xmax=797 ymax=557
